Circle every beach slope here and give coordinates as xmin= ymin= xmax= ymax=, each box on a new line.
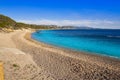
xmin=0 ymin=30 xmax=120 ymax=80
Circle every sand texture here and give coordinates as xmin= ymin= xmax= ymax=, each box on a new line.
xmin=0 ymin=29 xmax=120 ymax=80
xmin=0 ymin=30 xmax=54 ymax=80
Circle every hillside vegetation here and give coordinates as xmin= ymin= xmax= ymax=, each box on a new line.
xmin=0 ymin=14 xmax=16 ymax=29
xmin=0 ymin=14 xmax=57 ymax=30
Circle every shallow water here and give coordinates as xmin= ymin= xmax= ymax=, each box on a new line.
xmin=32 ymin=29 xmax=120 ymax=58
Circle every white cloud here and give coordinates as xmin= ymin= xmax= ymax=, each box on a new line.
xmin=18 ymin=19 xmax=120 ymax=29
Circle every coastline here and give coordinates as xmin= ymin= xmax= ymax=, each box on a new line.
xmin=32 ymin=30 xmax=120 ymax=58
xmin=0 ymin=29 xmax=120 ymax=80
xmin=23 ymin=30 xmax=120 ymax=79
xmin=28 ymin=31 xmax=120 ymax=70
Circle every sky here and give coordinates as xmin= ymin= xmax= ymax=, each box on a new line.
xmin=0 ymin=0 xmax=120 ymax=29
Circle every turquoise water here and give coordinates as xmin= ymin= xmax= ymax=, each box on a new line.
xmin=32 ymin=29 xmax=120 ymax=58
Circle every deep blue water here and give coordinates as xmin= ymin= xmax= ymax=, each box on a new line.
xmin=32 ymin=29 xmax=120 ymax=58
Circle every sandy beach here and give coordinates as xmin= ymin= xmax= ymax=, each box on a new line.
xmin=0 ymin=30 xmax=120 ymax=80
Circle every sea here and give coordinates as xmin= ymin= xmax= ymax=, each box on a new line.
xmin=32 ymin=29 xmax=120 ymax=59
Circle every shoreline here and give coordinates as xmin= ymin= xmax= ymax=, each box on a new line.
xmin=22 ymin=30 xmax=120 ymax=79
xmin=0 ymin=29 xmax=120 ymax=80
xmin=31 ymin=31 xmax=120 ymax=60
xmin=26 ymin=31 xmax=120 ymax=69
xmin=32 ymin=30 xmax=120 ymax=60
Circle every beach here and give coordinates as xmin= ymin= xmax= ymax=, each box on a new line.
xmin=0 ymin=29 xmax=120 ymax=80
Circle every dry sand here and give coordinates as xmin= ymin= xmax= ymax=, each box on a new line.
xmin=0 ymin=29 xmax=120 ymax=80
xmin=0 ymin=30 xmax=54 ymax=80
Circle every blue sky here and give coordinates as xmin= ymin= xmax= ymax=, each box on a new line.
xmin=0 ymin=0 xmax=120 ymax=29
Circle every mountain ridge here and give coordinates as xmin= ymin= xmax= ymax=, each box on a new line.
xmin=0 ymin=14 xmax=95 ymax=30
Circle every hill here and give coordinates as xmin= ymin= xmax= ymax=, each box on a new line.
xmin=0 ymin=14 xmax=94 ymax=30
xmin=60 ymin=26 xmax=93 ymax=29
xmin=0 ymin=14 xmax=16 ymax=29
xmin=0 ymin=14 xmax=57 ymax=30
